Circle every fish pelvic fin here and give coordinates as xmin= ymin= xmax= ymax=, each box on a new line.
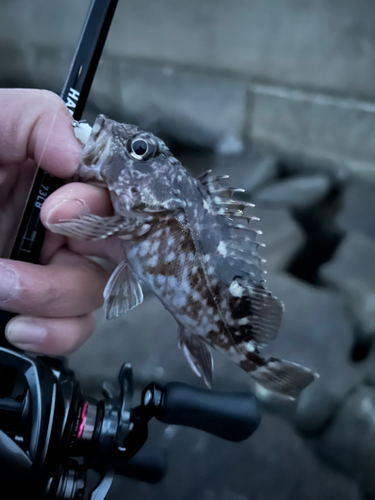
xmin=179 ymin=328 xmax=213 ymax=388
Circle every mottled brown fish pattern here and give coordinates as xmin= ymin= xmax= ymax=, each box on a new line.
xmin=51 ymin=115 xmax=318 ymax=399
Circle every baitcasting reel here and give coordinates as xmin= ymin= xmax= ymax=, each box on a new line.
xmin=0 ymin=347 xmax=261 ymax=500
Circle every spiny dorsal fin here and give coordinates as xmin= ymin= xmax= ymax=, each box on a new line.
xmin=198 ymin=174 xmax=283 ymax=347
xmin=198 ymin=173 xmax=264 ymax=283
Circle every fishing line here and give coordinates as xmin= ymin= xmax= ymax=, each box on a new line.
xmin=34 ymin=99 xmax=66 ymax=172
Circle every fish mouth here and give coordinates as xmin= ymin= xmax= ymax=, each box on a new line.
xmin=76 ymin=114 xmax=114 ymax=186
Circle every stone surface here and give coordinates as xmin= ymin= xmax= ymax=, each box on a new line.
xmin=251 ymin=86 xmax=375 ymax=179
xmin=2 ymin=3 xmax=375 ymax=177
xmin=320 ymin=233 xmax=375 ymax=338
xmin=261 ymin=273 xmax=363 ymax=433
xmin=209 ymin=151 xmax=279 ymax=195
xmin=251 ymin=208 xmax=305 ymax=273
xmin=336 ymin=180 xmax=375 ymax=242
xmin=107 ymin=413 xmax=360 ymax=500
xmin=3 ymin=0 xmax=375 ymax=99
xmin=253 ymin=175 xmax=331 ymax=209
xmin=116 ymin=63 xmax=247 ymax=149
xmin=317 ymin=385 xmax=375 ymax=499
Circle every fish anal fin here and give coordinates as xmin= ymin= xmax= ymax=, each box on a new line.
xmin=179 ymin=328 xmax=213 ymax=388
xmin=104 ymin=259 xmax=143 ymax=319
xmin=48 ymin=214 xmax=138 ymax=241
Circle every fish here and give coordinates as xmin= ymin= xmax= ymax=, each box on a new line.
xmin=51 ymin=114 xmax=318 ymax=399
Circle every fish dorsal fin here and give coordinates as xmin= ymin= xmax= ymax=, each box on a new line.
xmin=197 ymin=174 xmax=283 ymax=348
xmin=199 ymin=174 xmax=264 ymax=283
xmin=227 ymin=279 xmax=283 ymax=347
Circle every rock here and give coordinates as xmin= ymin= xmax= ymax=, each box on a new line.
xmin=320 ymin=233 xmax=375 ymax=338
xmin=107 ymin=412 xmax=360 ymax=500
xmin=337 ymin=180 xmax=375 ymax=242
xmin=253 ymin=175 xmax=331 ymax=209
xmin=210 ymin=151 xmax=278 ymax=195
xmin=261 ymin=273 xmax=363 ymax=433
xmin=117 ymin=63 xmax=247 ymax=150
xmin=251 ymin=207 xmax=305 ymax=273
xmin=250 ymin=87 xmax=375 ymax=180
xmin=317 ymin=385 xmax=375 ymax=499
xmin=68 ymin=295 xmax=191 ymax=391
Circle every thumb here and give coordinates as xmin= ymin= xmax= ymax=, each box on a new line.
xmin=0 ymin=89 xmax=82 ymax=178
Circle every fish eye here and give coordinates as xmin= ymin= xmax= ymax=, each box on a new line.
xmin=130 ymin=139 xmax=149 ymax=159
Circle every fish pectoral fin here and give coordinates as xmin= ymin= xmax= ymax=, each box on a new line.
xmin=179 ymin=329 xmax=213 ymax=388
xmin=104 ymin=259 xmax=143 ymax=319
xmin=48 ymin=214 xmax=138 ymax=241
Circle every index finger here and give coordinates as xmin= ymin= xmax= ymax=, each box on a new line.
xmin=0 ymin=89 xmax=82 ymax=178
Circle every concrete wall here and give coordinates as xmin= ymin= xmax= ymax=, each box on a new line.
xmin=1 ymin=0 xmax=375 ymax=177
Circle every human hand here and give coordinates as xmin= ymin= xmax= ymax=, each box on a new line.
xmin=0 ymin=89 xmax=122 ymax=355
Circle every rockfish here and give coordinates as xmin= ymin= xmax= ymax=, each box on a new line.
xmin=51 ymin=115 xmax=317 ymax=398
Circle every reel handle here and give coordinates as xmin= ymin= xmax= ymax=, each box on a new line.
xmin=143 ymin=382 xmax=261 ymax=442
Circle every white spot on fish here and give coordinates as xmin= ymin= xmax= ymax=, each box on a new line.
xmin=180 ymin=278 xmax=191 ymax=293
xmin=165 ymin=252 xmax=176 ymax=263
xmin=203 ymin=255 xmax=210 ymax=263
xmin=245 ymin=341 xmax=256 ymax=352
xmin=217 ymin=241 xmax=227 ymax=257
xmin=150 ymin=240 xmax=160 ymax=253
xmin=207 ymin=266 xmax=215 ymax=275
xmin=148 ymin=255 xmax=158 ymax=267
xmin=173 ymin=294 xmax=188 ymax=308
xmin=168 ymin=275 xmax=178 ymax=287
xmin=229 ymin=281 xmax=243 ymax=297
xmin=156 ymin=275 xmax=166 ymax=285
xmin=138 ymin=224 xmax=150 ymax=236
xmin=167 ymin=236 xmax=175 ymax=246
xmin=139 ymin=240 xmax=151 ymax=257
xmin=238 ymin=317 xmax=249 ymax=325
xmin=179 ymin=254 xmax=186 ymax=264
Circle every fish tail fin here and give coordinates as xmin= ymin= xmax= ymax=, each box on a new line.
xmin=241 ymin=353 xmax=318 ymax=400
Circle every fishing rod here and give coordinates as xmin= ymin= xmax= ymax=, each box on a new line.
xmin=0 ymin=1 xmax=261 ymax=499
xmin=0 ymin=0 xmax=119 ymax=341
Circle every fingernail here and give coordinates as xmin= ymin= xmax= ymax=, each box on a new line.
xmin=0 ymin=263 xmax=20 ymax=302
xmin=46 ymin=198 xmax=89 ymax=225
xmin=5 ymin=317 xmax=47 ymax=347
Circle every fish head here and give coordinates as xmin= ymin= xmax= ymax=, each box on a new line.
xmin=77 ymin=114 xmax=186 ymax=216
